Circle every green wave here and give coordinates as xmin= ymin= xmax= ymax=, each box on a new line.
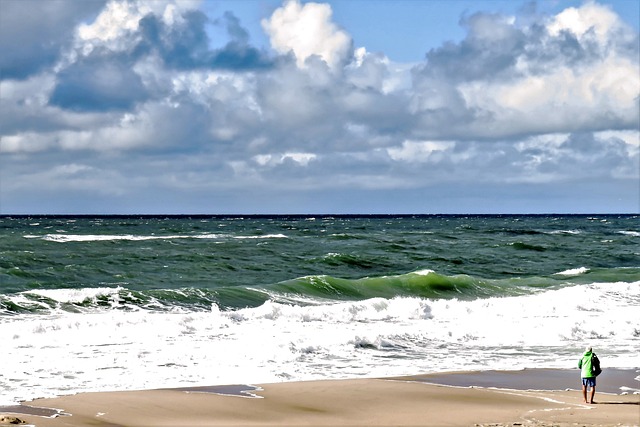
xmin=261 ymin=271 xmax=519 ymax=301
xmin=261 ymin=267 xmax=640 ymax=302
xmin=2 ymin=267 xmax=638 ymax=314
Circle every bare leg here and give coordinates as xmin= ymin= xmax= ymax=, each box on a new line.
xmin=582 ymin=384 xmax=588 ymax=403
xmin=589 ymin=386 xmax=596 ymax=404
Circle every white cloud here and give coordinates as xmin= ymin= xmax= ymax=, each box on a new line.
xmin=458 ymin=55 xmax=639 ymax=137
xmin=76 ymin=1 xmax=143 ymax=46
xmin=51 ymin=163 xmax=95 ymax=176
xmin=409 ymin=1 xmax=640 ymax=140
xmin=262 ymin=0 xmax=352 ymax=69
xmin=596 ymin=130 xmax=640 ymax=148
xmin=252 ymin=152 xmax=316 ymax=167
xmin=75 ymin=0 xmax=201 ymax=55
xmin=547 ymin=1 xmax=620 ymax=43
xmin=387 ymin=140 xmax=454 ymax=163
xmin=1 ymin=133 xmax=47 ymax=153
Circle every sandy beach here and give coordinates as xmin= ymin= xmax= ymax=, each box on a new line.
xmin=2 ymin=369 xmax=638 ymax=427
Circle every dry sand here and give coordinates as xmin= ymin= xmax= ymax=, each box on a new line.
xmin=2 ymin=370 xmax=638 ymax=427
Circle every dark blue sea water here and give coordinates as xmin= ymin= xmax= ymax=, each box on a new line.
xmin=1 ymin=215 xmax=638 ymax=403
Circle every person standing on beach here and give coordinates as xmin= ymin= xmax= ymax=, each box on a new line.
xmin=578 ymin=346 xmax=600 ymax=404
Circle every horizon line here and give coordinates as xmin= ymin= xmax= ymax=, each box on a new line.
xmin=1 ymin=213 xmax=638 ymax=218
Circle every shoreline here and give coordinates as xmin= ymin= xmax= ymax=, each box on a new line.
xmin=2 ymin=369 xmax=639 ymax=427
xmin=399 ymin=367 xmax=640 ymax=394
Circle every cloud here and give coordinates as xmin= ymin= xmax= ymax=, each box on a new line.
xmin=426 ymin=12 xmax=523 ymax=82
xmin=72 ymin=0 xmax=271 ymax=71
xmin=411 ymin=3 xmax=639 ymax=140
xmin=0 ymin=0 xmax=106 ymax=79
xmin=0 ymin=0 xmax=638 ymax=213
xmin=262 ymin=0 xmax=352 ymax=70
xmin=50 ymin=54 xmax=149 ymax=112
xmin=136 ymin=10 xmax=273 ymax=70
xmin=74 ymin=0 xmax=201 ymax=53
xmin=546 ymin=1 xmax=621 ymax=42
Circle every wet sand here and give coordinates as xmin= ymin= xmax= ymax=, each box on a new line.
xmin=2 ymin=369 xmax=638 ymax=427
xmin=404 ymin=367 xmax=640 ymax=394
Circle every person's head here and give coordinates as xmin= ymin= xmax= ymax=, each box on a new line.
xmin=585 ymin=346 xmax=592 ymax=353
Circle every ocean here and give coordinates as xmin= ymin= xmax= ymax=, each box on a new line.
xmin=1 ymin=214 xmax=638 ymax=405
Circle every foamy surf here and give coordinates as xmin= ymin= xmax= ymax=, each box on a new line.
xmin=1 ymin=279 xmax=638 ymax=405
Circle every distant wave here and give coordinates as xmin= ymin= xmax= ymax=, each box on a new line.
xmin=547 ymin=230 xmax=581 ymax=235
xmin=233 ymin=234 xmax=287 ymax=239
xmin=24 ymin=233 xmax=287 ymax=243
xmin=509 ymin=241 xmax=547 ymax=252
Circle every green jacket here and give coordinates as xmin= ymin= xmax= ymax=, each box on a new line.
xmin=578 ymin=351 xmax=594 ymax=378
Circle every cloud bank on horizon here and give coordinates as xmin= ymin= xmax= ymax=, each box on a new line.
xmin=0 ymin=0 xmax=638 ymax=214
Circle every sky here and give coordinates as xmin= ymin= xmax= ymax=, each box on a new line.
xmin=0 ymin=0 xmax=638 ymax=214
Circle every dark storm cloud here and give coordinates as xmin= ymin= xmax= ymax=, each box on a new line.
xmin=525 ymin=25 xmax=588 ymax=68
xmin=424 ymin=12 xmax=525 ymax=82
xmin=49 ymin=53 xmax=148 ymax=112
xmin=138 ymin=100 xmax=215 ymax=152
xmin=420 ymin=10 xmax=628 ymax=83
xmin=0 ymin=0 xmax=106 ymax=79
xmin=549 ymin=133 xmax=638 ymax=178
xmin=136 ymin=10 xmax=273 ymax=70
xmin=136 ymin=10 xmax=209 ymax=68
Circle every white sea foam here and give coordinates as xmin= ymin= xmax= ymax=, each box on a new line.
xmin=40 ymin=234 xmax=185 ymax=242
xmin=1 ymin=281 xmax=638 ymax=405
xmin=24 ymin=287 xmax=124 ymax=303
xmin=548 ymin=230 xmax=581 ymax=235
xmin=233 ymin=234 xmax=287 ymax=239
xmin=618 ymin=230 xmax=640 ymax=237
xmin=555 ymin=267 xmax=590 ymax=276
xmin=412 ymin=269 xmax=436 ymax=276
xmin=26 ymin=233 xmax=287 ymax=243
